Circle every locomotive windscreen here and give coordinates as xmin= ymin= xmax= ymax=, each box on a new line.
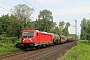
xmin=23 ymin=32 xmax=34 ymax=38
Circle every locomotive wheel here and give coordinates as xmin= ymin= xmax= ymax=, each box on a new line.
xmin=35 ymin=45 xmax=41 ymax=49
xmin=42 ymin=44 xmax=46 ymax=48
xmin=58 ymin=40 xmax=60 ymax=44
xmin=55 ymin=40 xmax=58 ymax=45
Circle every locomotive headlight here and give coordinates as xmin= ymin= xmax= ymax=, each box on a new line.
xmin=29 ymin=38 xmax=32 ymax=42
xmin=23 ymin=39 xmax=25 ymax=41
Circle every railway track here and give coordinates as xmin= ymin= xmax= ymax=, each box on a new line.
xmin=0 ymin=41 xmax=77 ymax=60
xmin=0 ymin=51 xmax=25 ymax=59
xmin=18 ymin=41 xmax=76 ymax=60
xmin=18 ymin=44 xmax=64 ymax=60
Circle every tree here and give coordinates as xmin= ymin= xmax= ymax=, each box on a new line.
xmin=25 ymin=21 xmax=35 ymax=30
xmin=63 ymin=22 xmax=70 ymax=36
xmin=58 ymin=21 xmax=65 ymax=35
xmin=0 ymin=22 xmax=2 ymax=35
xmin=0 ymin=14 xmax=23 ymax=38
xmin=6 ymin=15 xmax=23 ymax=38
xmin=38 ymin=9 xmax=53 ymax=20
xmin=11 ymin=4 xmax=34 ymax=28
xmin=80 ymin=18 xmax=87 ymax=39
xmin=85 ymin=20 xmax=90 ymax=44
xmin=37 ymin=9 xmax=53 ymax=32
xmin=53 ymin=26 xmax=60 ymax=35
xmin=66 ymin=22 xmax=70 ymax=27
xmin=80 ymin=18 xmax=90 ymax=44
xmin=69 ymin=34 xmax=78 ymax=38
xmin=58 ymin=21 xmax=65 ymax=27
xmin=0 ymin=14 xmax=11 ymax=34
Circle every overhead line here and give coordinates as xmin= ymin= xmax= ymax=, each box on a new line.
xmin=0 ymin=0 xmax=13 ymax=7
xmin=33 ymin=0 xmax=43 ymax=8
xmin=0 ymin=7 xmax=10 ymax=12
xmin=0 ymin=0 xmax=13 ymax=12
xmin=23 ymin=0 xmax=40 ymax=11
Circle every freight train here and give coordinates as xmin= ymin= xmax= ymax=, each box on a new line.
xmin=20 ymin=30 xmax=76 ymax=50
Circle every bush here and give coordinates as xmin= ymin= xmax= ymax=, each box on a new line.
xmin=88 ymin=40 xmax=90 ymax=44
xmin=0 ymin=36 xmax=18 ymax=44
xmin=77 ymin=40 xmax=88 ymax=44
xmin=15 ymin=42 xmax=21 ymax=48
xmin=10 ymin=37 xmax=17 ymax=44
xmin=0 ymin=37 xmax=21 ymax=55
xmin=0 ymin=43 xmax=3 ymax=47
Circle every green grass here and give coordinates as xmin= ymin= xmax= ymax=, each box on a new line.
xmin=77 ymin=40 xmax=89 ymax=44
xmin=0 ymin=36 xmax=21 ymax=55
xmin=61 ymin=40 xmax=90 ymax=60
xmin=0 ymin=43 xmax=21 ymax=55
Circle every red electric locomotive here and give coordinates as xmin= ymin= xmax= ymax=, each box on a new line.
xmin=21 ymin=30 xmax=53 ymax=49
xmin=20 ymin=30 xmax=76 ymax=50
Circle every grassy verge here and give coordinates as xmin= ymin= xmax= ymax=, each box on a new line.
xmin=0 ymin=37 xmax=21 ymax=55
xmin=60 ymin=40 xmax=90 ymax=60
xmin=0 ymin=43 xmax=21 ymax=55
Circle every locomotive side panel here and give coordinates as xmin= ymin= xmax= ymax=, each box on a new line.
xmin=39 ymin=32 xmax=52 ymax=43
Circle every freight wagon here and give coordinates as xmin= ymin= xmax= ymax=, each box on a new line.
xmin=50 ymin=33 xmax=60 ymax=44
xmin=60 ymin=36 xmax=68 ymax=43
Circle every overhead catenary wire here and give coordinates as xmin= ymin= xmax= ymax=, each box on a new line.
xmin=0 ymin=0 xmax=40 ymax=18
xmin=0 ymin=0 xmax=13 ymax=13
xmin=0 ymin=0 xmax=48 ymax=17
xmin=33 ymin=0 xmax=43 ymax=8
xmin=23 ymin=0 xmax=40 ymax=11
xmin=0 ymin=0 xmax=42 ymax=12
xmin=0 ymin=0 xmax=13 ymax=7
xmin=0 ymin=7 xmax=10 ymax=12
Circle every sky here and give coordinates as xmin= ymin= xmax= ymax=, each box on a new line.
xmin=0 ymin=0 xmax=90 ymax=35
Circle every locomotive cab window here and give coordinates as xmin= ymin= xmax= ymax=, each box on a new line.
xmin=23 ymin=32 xmax=34 ymax=38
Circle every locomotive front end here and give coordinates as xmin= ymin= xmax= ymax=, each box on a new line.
xmin=21 ymin=30 xmax=35 ymax=49
xmin=22 ymin=32 xmax=34 ymax=43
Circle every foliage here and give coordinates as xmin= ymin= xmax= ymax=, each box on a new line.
xmin=7 ymin=15 xmax=23 ymax=37
xmin=0 ymin=36 xmax=18 ymax=44
xmin=11 ymin=4 xmax=34 ymax=22
xmin=0 ymin=14 xmax=11 ymax=34
xmin=85 ymin=20 xmax=90 ymax=44
xmin=63 ymin=22 xmax=70 ymax=36
xmin=0 ymin=4 xmax=72 ymax=38
xmin=0 ymin=36 xmax=21 ymax=55
xmin=0 ymin=15 xmax=22 ymax=38
xmin=36 ymin=9 xmax=54 ymax=32
xmin=0 ymin=43 xmax=21 ymax=55
xmin=80 ymin=18 xmax=90 ymax=44
xmin=80 ymin=18 xmax=88 ymax=39
xmin=80 ymin=18 xmax=90 ymax=43
xmin=0 ymin=4 xmax=35 ymax=38
xmin=53 ymin=26 xmax=61 ymax=35
xmin=11 ymin=4 xmax=35 ymax=30
xmin=58 ymin=21 xmax=65 ymax=35
xmin=69 ymin=34 xmax=78 ymax=38
xmin=58 ymin=21 xmax=70 ymax=36
xmin=38 ymin=9 xmax=53 ymax=20
xmin=77 ymin=40 xmax=88 ymax=44
xmin=61 ymin=40 xmax=90 ymax=60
